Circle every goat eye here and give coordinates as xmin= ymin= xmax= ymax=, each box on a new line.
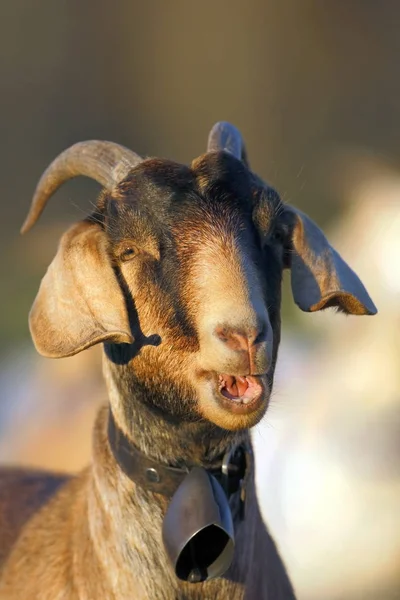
xmin=271 ymin=229 xmax=284 ymax=244
xmin=120 ymin=247 xmax=137 ymax=262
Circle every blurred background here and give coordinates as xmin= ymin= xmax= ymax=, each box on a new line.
xmin=0 ymin=1 xmax=399 ymax=598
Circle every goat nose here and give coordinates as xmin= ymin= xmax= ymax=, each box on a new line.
xmin=214 ymin=324 xmax=268 ymax=352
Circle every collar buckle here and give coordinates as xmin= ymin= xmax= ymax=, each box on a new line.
xmin=221 ymin=443 xmax=252 ymax=519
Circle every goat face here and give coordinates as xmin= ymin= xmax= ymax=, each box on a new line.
xmin=102 ymin=152 xmax=281 ymax=430
xmin=22 ymin=124 xmax=377 ymax=431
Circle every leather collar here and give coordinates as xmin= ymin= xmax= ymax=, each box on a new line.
xmin=107 ymin=408 xmax=251 ymax=503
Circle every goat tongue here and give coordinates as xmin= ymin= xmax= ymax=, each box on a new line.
xmin=219 ymin=374 xmax=249 ymax=399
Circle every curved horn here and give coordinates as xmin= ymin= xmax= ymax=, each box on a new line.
xmin=21 ymin=141 xmax=142 ymax=234
xmin=207 ymin=122 xmax=249 ymax=166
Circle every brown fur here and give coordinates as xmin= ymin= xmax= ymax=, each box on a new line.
xmin=0 ymin=469 xmax=69 ymax=566
xmin=0 ymin=127 xmax=376 ymax=599
xmin=0 ymin=408 xmax=295 ymax=600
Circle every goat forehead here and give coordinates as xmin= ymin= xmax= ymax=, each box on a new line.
xmin=109 ymin=155 xmax=280 ymax=246
xmin=116 ymin=153 xmax=253 ymax=203
xmin=115 ymin=172 xmax=250 ymax=220
xmin=110 ymin=196 xmax=258 ymax=256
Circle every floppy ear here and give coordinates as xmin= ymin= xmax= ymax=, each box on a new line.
xmin=29 ymin=220 xmax=134 ymax=358
xmin=286 ymin=207 xmax=377 ymax=315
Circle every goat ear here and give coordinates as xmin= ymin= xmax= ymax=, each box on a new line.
xmin=285 ymin=207 xmax=377 ymax=315
xmin=29 ymin=220 xmax=134 ymax=358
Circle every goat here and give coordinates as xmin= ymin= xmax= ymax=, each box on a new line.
xmin=0 ymin=122 xmax=376 ymax=599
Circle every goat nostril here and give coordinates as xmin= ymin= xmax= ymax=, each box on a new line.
xmin=214 ymin=326 xmax=230 ymax=345
xmin=214 ymin=325 xmax=268 ymax=351
xmin=253 ymin=324 xmax=268 ymax=346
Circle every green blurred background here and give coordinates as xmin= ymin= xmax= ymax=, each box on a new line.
xmin=3 ymin=0 xmax=400 ymax=344
xmin=1 ymin=2 xmax=400 ymax=599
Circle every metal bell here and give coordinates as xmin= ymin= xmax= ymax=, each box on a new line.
xmin=162 ymin=467 xmax=235 ymax=583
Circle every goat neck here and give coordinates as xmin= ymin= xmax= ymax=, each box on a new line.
xmin=102 ymin=356 xmax=246 ymax=470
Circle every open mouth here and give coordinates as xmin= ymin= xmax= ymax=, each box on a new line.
xmin=216 ymin=373 xmax=267 ymax=414
xmin=218 ymin=374 xmax=262 ymax=403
